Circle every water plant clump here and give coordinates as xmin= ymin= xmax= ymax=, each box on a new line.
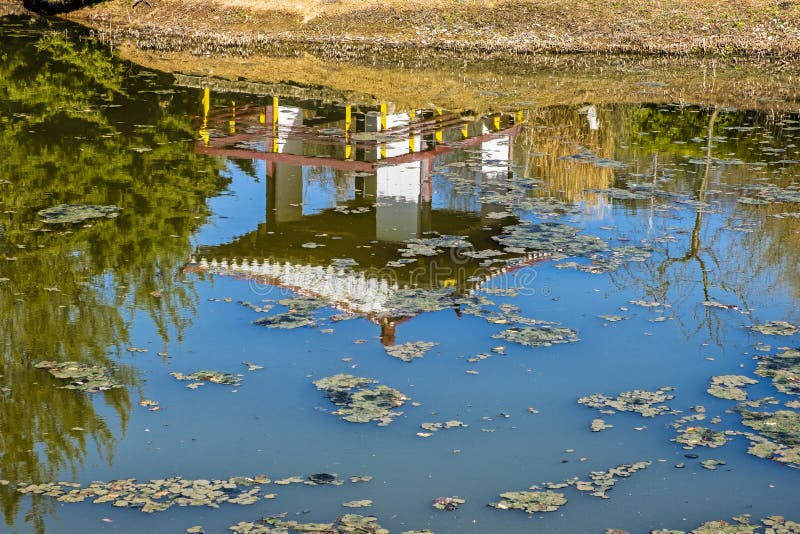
xmin=492 ymin=221 xmax=608 ymax=260
xmin=237 ymin=514 xmax=389 ymax=533
xmin=170 ymin=370 xmax=241 ymax=387
xmin=707 ymin=375 xmax=759 ymax=401
xmin=37 ymin=204 xmax=120 ymax=224
xmin=650 ymin=514 xmax=800 ymax=534
xmin=749 ymin=321 xmax=799 ymax=336
xmin=398 ymin=235 xmax=471 ymax=257
xmin=569 ymin=461 xmax=651 ymax=499
xmin=578 ymin=387 xmax=676 ymax=417
xmin=738 ymin=410 xmax=800 ymax=467
xmin=252 ymin=297 xmax=326 ymax=329
xmin=384 ymin=341 xmax=438 ymax=362
xmin=34 ymin=361 xmax=125 ymax=393
xmin=16 ymin=476 xmax=270 ymax=513
xmin=755 ymin=348 xmax=800 ymax=396
xmin=591 ymin=418 xmax=613 ymax=432
xmin=492 ymin=325 xmax=579 ymax=347
xmin=313 ymin=374 xmax=409 ymax=426
xmin=432 ymin=496 xmax=465 ymax=511
xmin=675 ymin=426 xmax=728 ymax=449
xmin=489 ymin=490 xmax=567 ymax=514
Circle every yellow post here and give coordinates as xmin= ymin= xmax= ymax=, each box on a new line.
xmin=435 ymin=128 xmax=442 ymax=143
xmin=345 ymin=105 xmax=352 ymax=133
xmin=461 ymin=122 xmax=469 ymax=139
xmin=493 ymin=115 xmax=501 ymax=131
xmin=516 ymin=110 xmax=524 ymax=124
xmin=409 ymin=135 xmax=415 ymax=153
xmin=380 ymin=103 xmax=387 ymax=131
xmin=200 ymin=87 xmax=210 ymax=146
xmin=409 ymin=109 xmax=416 ymax=120
xmin=345 ymin=143 xmax=352 ymax=160
xmin=272 ymin=96 xmax=279 ymax=130
xmin=229 ymin=100 xmax=236 ymax=134
xmin=380 ymin=144 xmax=386 ymax=160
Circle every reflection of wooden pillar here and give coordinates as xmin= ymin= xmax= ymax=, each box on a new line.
xmin=380 ymin=320 xmax=396 ymax=347
xmin=420 ymin=159 xmax=433 ymax=203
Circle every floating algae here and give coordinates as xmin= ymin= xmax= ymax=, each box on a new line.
xmin=489 ymin=490 xmax=567 ymax=514
xmin=492 ymin=222 xmax=607 ymax=260
xmin=432 ymin=496 xmax=465 ymax=511
xmin=738 ymin=410 xmax=800 ymax=466
xmin=170 ymin=370 xmax=241 ymax=387
xmin=492 ymin=325 xmax=579 ymax=347
xmin=707 ymin=375 xmax=759 ymax=401
xmin=398 ymin=235 xmax=471 ymax=258
xmin=591 ymin=418 xmax=614 ymax=432
xmin=235 ymin=514 xmax=389 ymax=534
xmin=675 ymin=427 xmax=728 ymax=449
xmin=749 ymin=321 xmax=799 ymax=336
xmin=651 ymin=514 xmax=800 ymax=534
xmin=567 ymin=461 xmax=651 ymax=499
xmin=700 ymin=459 xmax=727 ymax=470
xmin=578 ymin=388 xmax=676 ymax=417
xmin=313 ymin=374 xmax=409 ymax=426
xmin=755 ymin=348 xmax=800 ymax=396
xmin=252 ymin=297 xmax=326 ymax=329
xmin=16 ymin=475 xmax=272 ymax=513
xmin=34 ymin=361 xmax=125 ymax=393
xmin=37 ymin=204 xmax=120 ymax=224
xmin=384 ymin=341 xmax=438 ymax=363
xmin=342 ymin=500 xmax=372 ymax=508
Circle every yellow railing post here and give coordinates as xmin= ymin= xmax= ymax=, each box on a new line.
xmin=199 ymin=87 xmax=210 ymax=146
xmin=380 ymin=103 xmax=387 ymax=131
xmin=345 ymin=105 xmax=352 ymax=133
xmin=229 ymin=100 xmax=236 ymax=134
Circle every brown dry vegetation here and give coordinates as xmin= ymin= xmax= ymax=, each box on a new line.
xmin=64 ymin=0 xmax=800 ymax=56
xmin=117 ymin=45 xmax=800 ymax=114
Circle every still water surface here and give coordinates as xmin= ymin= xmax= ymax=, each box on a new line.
xmin=1 ymin=15 xmax=800 ymax=534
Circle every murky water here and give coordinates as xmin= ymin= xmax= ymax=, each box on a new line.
xmin=2 ymin=15 xmax=800 ymax=534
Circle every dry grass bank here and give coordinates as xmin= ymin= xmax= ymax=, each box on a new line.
xmin=64 ymin=0 xmax=800 ymax=56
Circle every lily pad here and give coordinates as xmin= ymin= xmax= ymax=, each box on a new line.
xmin=37 ymin=204 xmax=120 ymax=224
xmin=384 ymin=341 xmax=438 ymax=363
xmin=489 ymin=490 xmax=567 ymax=514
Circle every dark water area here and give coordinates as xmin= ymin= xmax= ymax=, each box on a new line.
xmin=1 ymin=15 xmax=800 ymax=534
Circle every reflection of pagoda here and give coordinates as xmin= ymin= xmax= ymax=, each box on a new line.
xmin=187 ymin=91 xmax=547 ymax=341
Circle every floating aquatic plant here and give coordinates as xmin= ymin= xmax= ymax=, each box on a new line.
xmin=489 ymin=490 xmax=567 ymax=514
xmin=578 ymin=388 xmax=676 ymax=417
xmin=170 ymin=370 xmax=241 ymax=387
xmin=492 ymin=325 xmax=578 ymax=347
xmin=707 ymin=375 xmax=759 ymax=401
xmin=313 ymin=374 xmax=409 ymax=426
xmin=34 ymin=361 xmax=125 ymax=393
xmin=755 ymin=348 xmax=800 ymax=396
xmin=37 ymin=204 xmax=120 ymax=224
xmin=384 ymin=341 xmax=438 ymax=362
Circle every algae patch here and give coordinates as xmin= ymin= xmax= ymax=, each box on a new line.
xmin=313 ymin=374 xmax=409 ymax=426
xmin=37 ymin=204 xmax=120 ymax=224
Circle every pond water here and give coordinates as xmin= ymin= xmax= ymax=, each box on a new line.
xmin=2 ymin=15 xmax=800 ymax=534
